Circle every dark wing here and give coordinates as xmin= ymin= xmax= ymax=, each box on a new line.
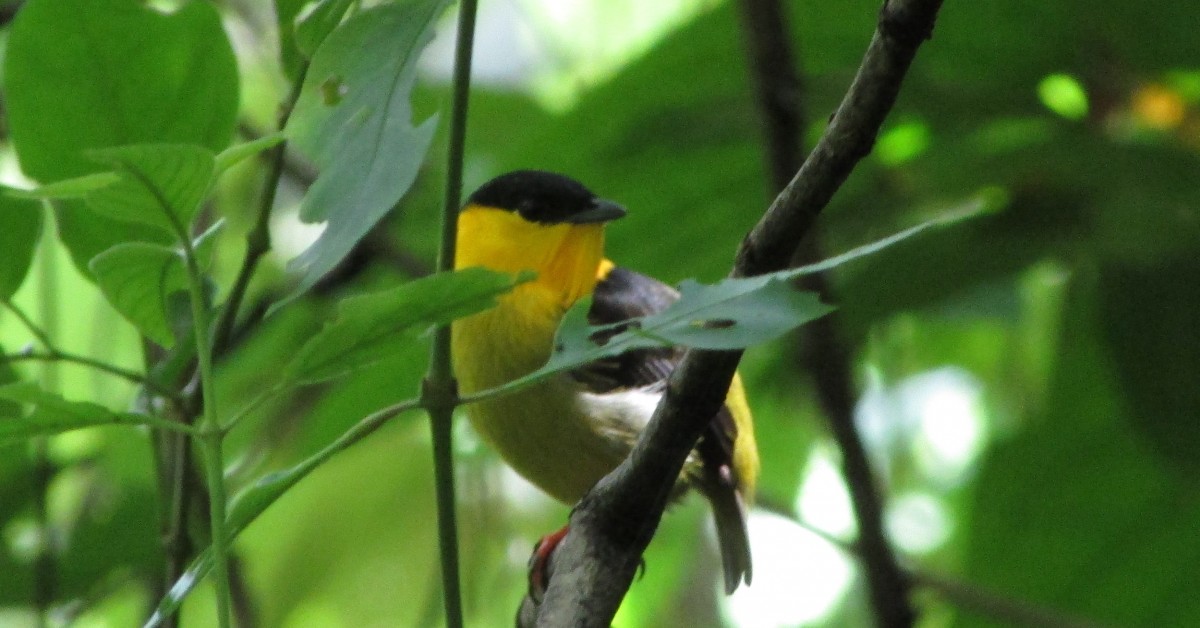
xmin=576 ymin=264 xmax=752 ymax=592
xmin=572 ymin=266 xmax=684 ymax=392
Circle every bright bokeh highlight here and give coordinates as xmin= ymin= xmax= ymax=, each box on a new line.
xmin=796 ymin=447 xmax=857 ymax=538
xmin=1038 ymin=73 xmax=1089 ymax=120
xmin=723 ymin=511 xmax=854 ymax=628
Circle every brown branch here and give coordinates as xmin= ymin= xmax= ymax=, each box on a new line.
xmin=526 ymin=1 xmax=944 ymax=625
xmin=737 ymin=2 xmax=914 ymax=621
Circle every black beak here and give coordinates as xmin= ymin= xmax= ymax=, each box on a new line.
xmin=562 ymin=198 xmax=627 ymax=224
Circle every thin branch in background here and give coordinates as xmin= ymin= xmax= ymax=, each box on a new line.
xmin=736 ymin=0 xmax=807 ymax=183
xmin=528 ymin=1 xmax=945 ymax=625
xmin=212 ymin=63 xmax=311 ymax=356
xmin=736 ymin=0 xmax=914 ymax=625
xmin=913 ymin=572 xmax=1111 ymax=628
xmin=1 ymin=298 xmax=54 ymax=350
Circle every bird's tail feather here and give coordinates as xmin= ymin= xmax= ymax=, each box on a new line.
xmin=705 ymin=483 xmax=753 ymax=594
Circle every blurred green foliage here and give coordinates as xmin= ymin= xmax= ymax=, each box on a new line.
xmin=0 ymin=0 xmax=1197 ymax=627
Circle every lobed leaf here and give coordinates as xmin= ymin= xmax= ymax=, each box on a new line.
xmin=282 ymin=0 xmax=449 ymax=299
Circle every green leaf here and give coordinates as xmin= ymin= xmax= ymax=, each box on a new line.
xmin=0 ymin=191 xmax=43 ymax=299
xmin=0 ymin=383 xmax=151 ymax=441
xmin=295 ymin=0 xmax=357 ymax=57
xmin=214 ymin=133 xmax=287 ymax=175
xmin=4 ymin=0 xmax=238 ymax=273
xmin=540 ymin=217 xmax=946 ymax=375
xmin=283 ymin=0 xmax=447 ymax=298
xmin=9 ymin=173 xmax=122 ymax=200
xmin=286 ymin=268 xmax=529 ymax=384
xmin=89 ymin=243 xmax=189 ymax=347
xmin=85 ymin=144 xmax=216 ymax=237
xmin=545 ymin=280 xmax=831 ymax=374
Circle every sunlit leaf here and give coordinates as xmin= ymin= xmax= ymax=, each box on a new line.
xmin=286 ymin=268 xmax=529 ymax=384
xmin=283 ymin=0 xmax=448 ymax=299
xmin=9 ymin=173 xmax=122 ymax=200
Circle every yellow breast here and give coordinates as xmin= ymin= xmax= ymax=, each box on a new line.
xmin=452 ymin=282 xmax=631 ymax=502
xmin=452 ymin=205 xmax=624 ymax=501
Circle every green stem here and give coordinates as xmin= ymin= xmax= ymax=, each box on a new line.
xmin=33 ymin=215 xmax=59 ymax=628
xmin=180 ymin=231 xmax=232 ymax=628
xmin=421 ymin=2 xmax=479 ymax=627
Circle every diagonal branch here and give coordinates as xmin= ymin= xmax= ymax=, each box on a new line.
xmin=528 ymin=1 xmax=945 ymax=625
xmin=737 ymin=0 xmax=913 ymax=625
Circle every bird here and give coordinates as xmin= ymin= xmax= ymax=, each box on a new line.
xmin=451 ymin=169 xmax=758 ymax=594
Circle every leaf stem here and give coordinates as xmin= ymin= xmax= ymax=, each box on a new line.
xmin=1 ymin=350 xmax=181 ymax=401
xmin=145 ymin=397 xmax=425 ymax=628
xmin=422 ymin=2 xmax=479 ymax=627
xmin=1 ymin=297 xmax=55 ymax=350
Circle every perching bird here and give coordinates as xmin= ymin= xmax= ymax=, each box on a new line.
xmin=452 ymin=170 xmax=758 ymax=593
